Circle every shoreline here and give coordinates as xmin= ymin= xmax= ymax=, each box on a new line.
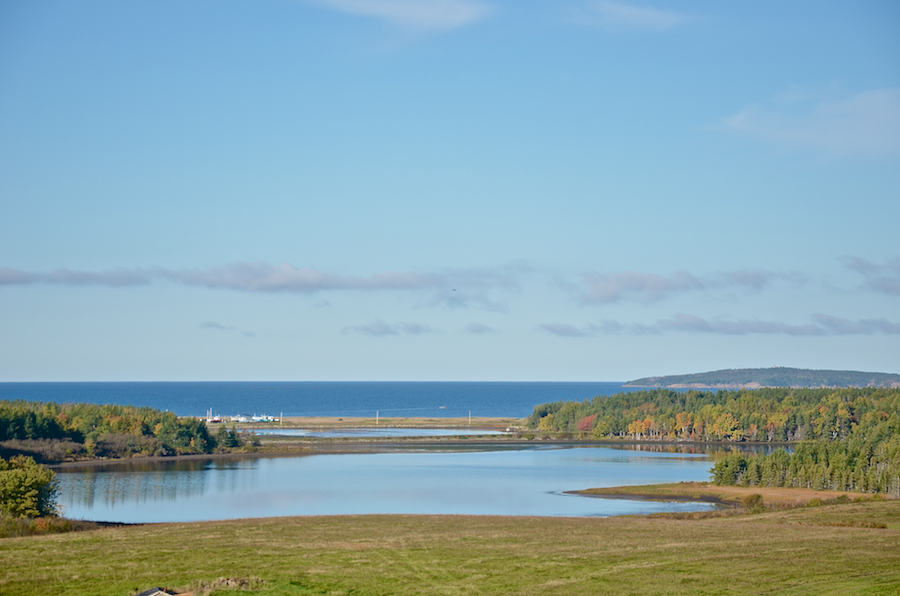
xmin=571 ymin=481 xmax=880 ymax=507
xmin=248 ymin=415 xmax=524 ymax=429
xmin=47 ymin=434 xmax=794 ymax=470
xmin=38 ymin=415 xmax=795 ymax=470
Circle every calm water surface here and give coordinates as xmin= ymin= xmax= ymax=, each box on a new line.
xmin=57 ymin=446 xmax=718 ymax=523
xmin=0 ymin=381 xmax=640 ymax=418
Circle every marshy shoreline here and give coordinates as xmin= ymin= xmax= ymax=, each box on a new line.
xmin=46 ymin=414 xmax=796 ymax=469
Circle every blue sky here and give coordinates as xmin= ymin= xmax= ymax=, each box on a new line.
xmin=1 ymin=0 xmax=898 ymax=381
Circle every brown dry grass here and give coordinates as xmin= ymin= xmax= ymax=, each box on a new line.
xmin=579 ymin=481 xmax=891 ymax=507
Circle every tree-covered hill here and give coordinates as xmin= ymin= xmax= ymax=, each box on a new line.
xmin=626 ymin=367 xmax=900 ymax=389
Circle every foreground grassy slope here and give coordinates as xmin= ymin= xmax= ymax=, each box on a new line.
xmin=2 ymin=501 xmax=899 ymax=596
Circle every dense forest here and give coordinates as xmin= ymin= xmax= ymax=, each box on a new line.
xmin=711 ymin=437 xmax=900 ymax=496
xmin=626 ymin=367 xmax=900 ymax=389
xmin=529 ymin=387 xmax=900 ymax=495
xmin=528 ymin=387 xmax=900 ymax=442
xmin=0 ymin=400 xmax=244 ymax=462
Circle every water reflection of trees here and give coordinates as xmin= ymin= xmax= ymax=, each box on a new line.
xmin=612 ymin=443 xmax=787 ymax=455
xmin=58 ymin=457 xmax=261 ymax=508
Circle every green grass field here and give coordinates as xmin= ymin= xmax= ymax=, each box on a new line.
xmin=2 ymin=499 xmax=899 ymax=596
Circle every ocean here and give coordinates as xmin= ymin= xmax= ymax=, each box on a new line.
xmin=0 ymin=381 xmax=639 ymax=419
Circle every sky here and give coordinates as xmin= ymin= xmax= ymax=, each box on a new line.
xmin=1 ymin=0 xmax=898 ymax=382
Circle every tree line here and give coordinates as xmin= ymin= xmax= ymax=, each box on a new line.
xmin=711 ymin=430 xmax=900 ymax=497
xmin=529 ymin=387 xmax=900 ymax=496
xmin=528 ymin=387 xmax=900 ymax=443
xmin=0 ymin=400 xmax=260 ymax=524
xmin=711 ymin=436 xmax=900 ymax=498
xmin=0 ymin=400 xmax=247 ymax=462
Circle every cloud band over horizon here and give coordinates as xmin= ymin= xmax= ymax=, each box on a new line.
xmin=542 ymin=313 xmax=900 ymax=338
xmin=2 ymin=258 xmax=893 ymax=305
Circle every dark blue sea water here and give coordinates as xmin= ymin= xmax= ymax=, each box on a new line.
xmin=0 ymin=382 xmax=641 ymax=419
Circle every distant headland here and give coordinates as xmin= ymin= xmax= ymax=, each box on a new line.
xmin=625 ymin=367 xmax=900 ymax=389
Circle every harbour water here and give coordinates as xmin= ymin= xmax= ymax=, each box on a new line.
xmin=56 ymin=445 xmax=719 ymax=523
xmin=0 ymin=381 xmax=640 ymax=418
xmin=6 ymin=381 xmax=723 ymax=522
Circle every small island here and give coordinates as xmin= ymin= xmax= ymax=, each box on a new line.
xmin=626 ymin=367 xmax=900 ymax=389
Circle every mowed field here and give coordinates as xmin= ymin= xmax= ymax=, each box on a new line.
xmin=2 ymin=499 xmax=899 ymax=596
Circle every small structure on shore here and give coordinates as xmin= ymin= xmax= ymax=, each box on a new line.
xmin=134 ymin=588 xmax=179 ymax=596
xmin=251 ymin=414 xmax=279 ymax=422
xmin=227 ymin=414 xmax=279 ymax=423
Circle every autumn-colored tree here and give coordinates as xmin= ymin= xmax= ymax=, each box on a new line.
xmin=577 ymin=415 xmax=597 ymax=433
xmin=627 ymin=420 xmax=644 ymax=439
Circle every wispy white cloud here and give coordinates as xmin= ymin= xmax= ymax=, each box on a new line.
xmin=651 ymin=314 xmax=824 ymax=336
xmin=308 ymin=0 xmax=492 ymax=31
xmin=811 ymin=314 xmax=900 ymax=335
xmin=417 ymin=264 xmax=524 ymax=311
xmin=542 ymin=313 xmax=900 ymax=337
xmin=572 ymin=1 xmax=689 ymax=31
xmin=717 ymin=88 xmax=900 ymax=158
xmin=161 ymin=262 xmax=436 ymax=293
xmin=565 ymin=268 xmax=802 ymax=305
xmin=540 ymin=323 xmax=590 ymax=337
xmin=466 ymin=322 xmax=496 ymax=334
xmin=0 ymin=267 xmax=151 ymax=287
xmin=843 ymin=256 xmax=900 ymax=296
xmin=0 ymin=262 xmax=522 ymax=311
xmin=588 ymin=320 xmax=628 ymax=334
xmin=576 ymin=270 xmax=702 ymax=304
xmin=342 ymin=319 xmax=434 ymax=336
xmin=198 ymin=321 xmax=255 ymax=337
